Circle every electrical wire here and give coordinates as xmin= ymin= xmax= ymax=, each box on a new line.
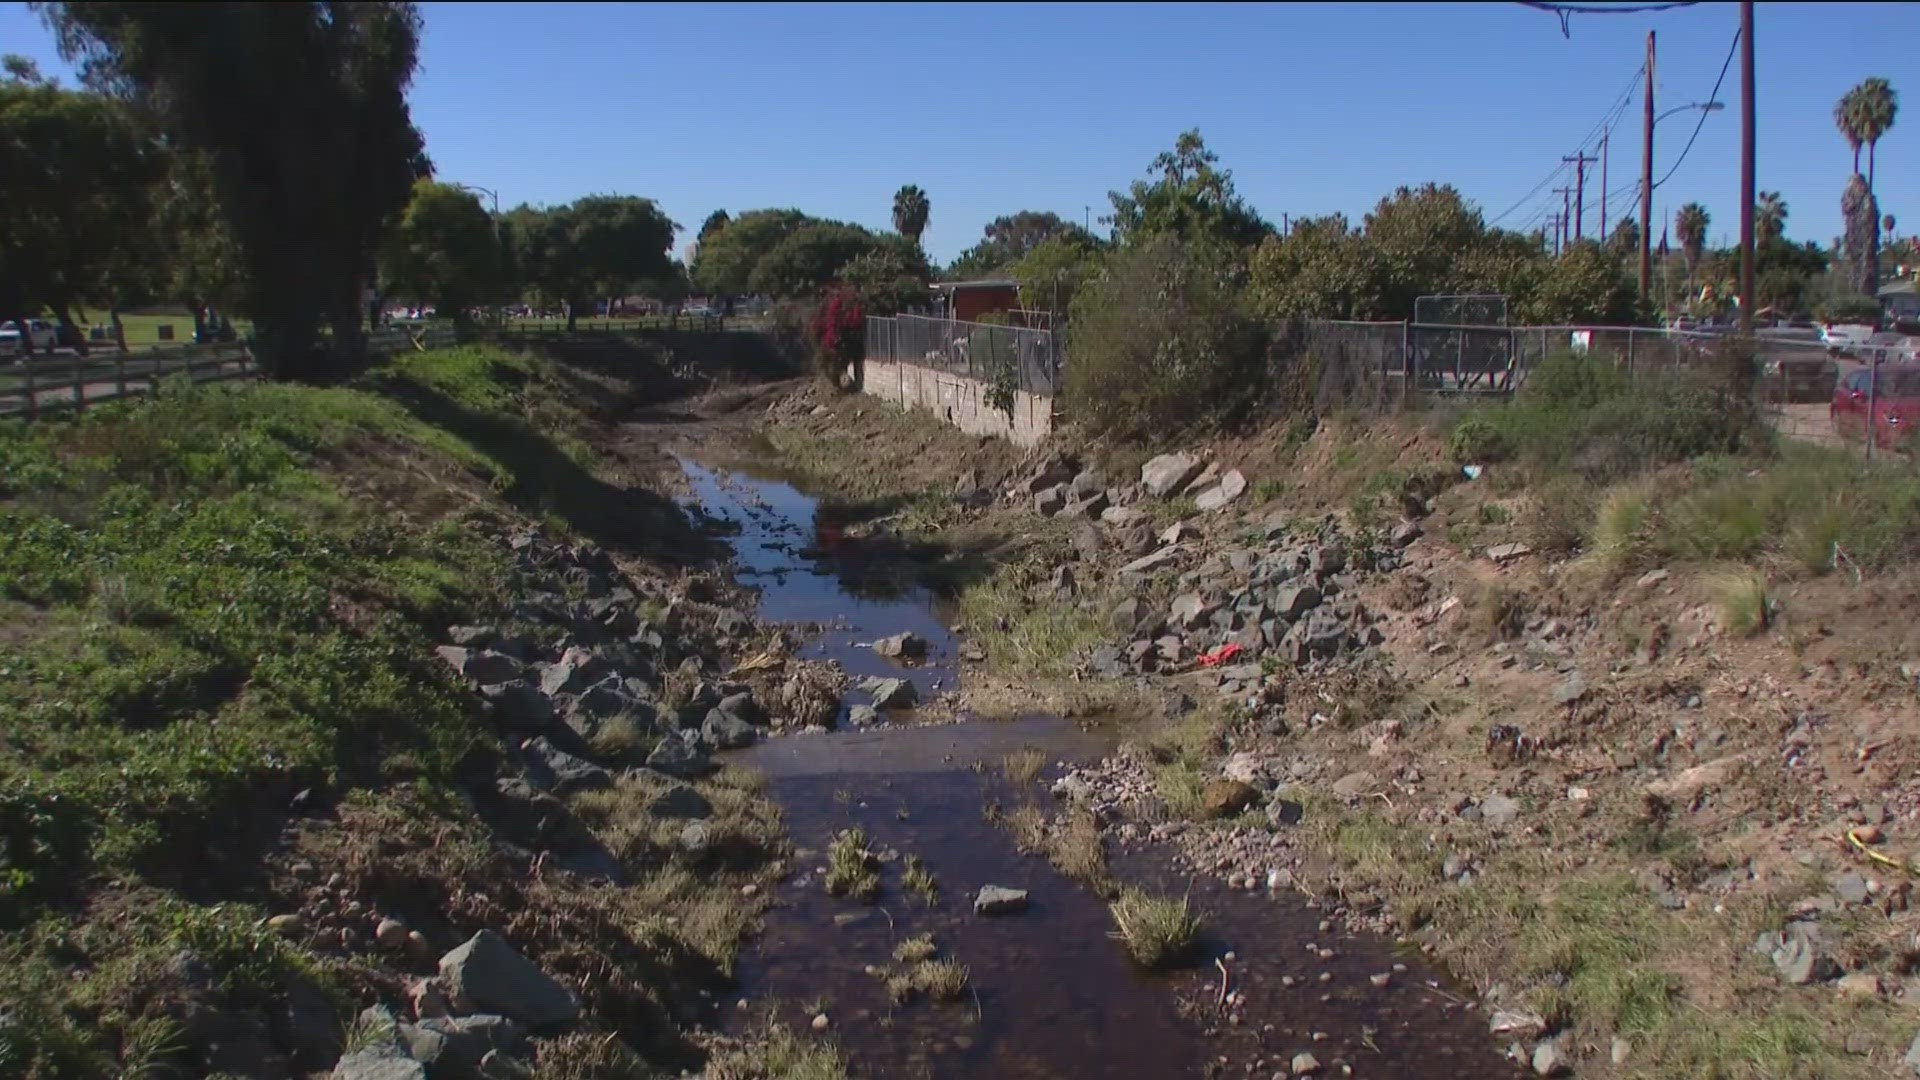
xmin=1489 ymin=62 xmax=1642 ymax=226
xmin=1517 ymin=1 xmax=1702 ymax=38
xmin=1652 ymin=25 xmax=1739 ymax=190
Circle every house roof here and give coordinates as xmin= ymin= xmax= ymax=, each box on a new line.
xmin=1879 ymin=279 xmax=1917 ymax=298
xmin=932 ymin=279 xmax=1019 ymax=292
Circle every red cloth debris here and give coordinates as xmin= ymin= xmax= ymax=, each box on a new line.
xmin=1197 ymin=642 xmax=1244 ymax=668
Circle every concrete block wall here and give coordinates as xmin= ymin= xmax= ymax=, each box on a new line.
xmin=859 ymin=359 xmax=1055 ymax=446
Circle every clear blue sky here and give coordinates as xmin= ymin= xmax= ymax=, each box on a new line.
xmin=4 ymin=2 xmax=1913 ymax=263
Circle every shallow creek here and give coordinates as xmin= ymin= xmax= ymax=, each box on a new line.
xmin=677 ymin=457 xmax=1519 ymax=1080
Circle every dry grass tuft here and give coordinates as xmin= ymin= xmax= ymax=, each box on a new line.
xmin=999 ymin=746 xmax=1048 ymax=785
xmin=892 ymin=932 xmax=937 ymax=964
xmin=824 ymin=827 xmax=880 ymax=901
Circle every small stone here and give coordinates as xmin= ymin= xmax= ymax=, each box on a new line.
xmin=1838 ymin=971 xmax=1883 ymax=999
xmin=1610 ymin=1037 xmax=1632 ymax=1066
xmin=1834 ymin=872 xmax=1872 ymax=906
xmin=1855 ymin=824 xmax=1885 ymax=844
xmin=741 ymin=883 xmax=760 ymax=899
xmin=1551 ymin=674 xmax=1589 ymax=706
xmin=375 ymin=918 xmax=408 ymax=950
xmin=406 ymin=930 xmax=431 ymax=958
xmin=1369 ymin=972 xmax=1392 ymax=988
xmin=1480 ymin=794 xmax=1522 ymax=828
xmin=862 ymin=677 xmax=919 ymax=711
xmin=267 ymin=913 xmax=304 ymax=936
xmin=974 ymin=885 xmax=1029 ymax=916
xmin=1291 ymin=1051 xmax=1322 ymax=1075
xmin=811 ymin=1013 xmax=830 ymax=1031
xmin=1531 ymin=1039 xmax=1572 ymax=1076
xmin=873 ymin=632 xmax=927 ymax=659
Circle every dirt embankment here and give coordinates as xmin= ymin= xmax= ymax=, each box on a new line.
xmin=746 ymin=380 xmax=1920 ymax=1079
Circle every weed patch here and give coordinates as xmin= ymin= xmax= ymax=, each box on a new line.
xmin=1108 ymin=888 xmax=1202 ymax=968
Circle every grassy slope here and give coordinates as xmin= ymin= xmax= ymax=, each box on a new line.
xmin=0 ymin=344 xmax=777 ymax=1076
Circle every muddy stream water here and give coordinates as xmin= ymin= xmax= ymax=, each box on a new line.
xmin=676 ymin=456 xmax=1520 ymax=1080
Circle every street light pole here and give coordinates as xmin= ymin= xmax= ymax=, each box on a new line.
xmin=1640 ymin=30 xmax=1655 ymax=307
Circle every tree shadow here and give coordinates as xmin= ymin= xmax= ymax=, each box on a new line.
xmin=377 ymin=379 xmax=724 ymax=564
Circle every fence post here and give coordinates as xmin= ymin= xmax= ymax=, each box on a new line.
xmin=1865 ymin=357 xmax=1878 ymax=462
xmin=1400 ymin=321 xmax=1412 ymax=403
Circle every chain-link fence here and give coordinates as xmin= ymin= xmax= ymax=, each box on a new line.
xmin=864 ymin=313 xmax=1062 ymax=397
xmin=1266 ymin=319 xmax=1885 ymax=457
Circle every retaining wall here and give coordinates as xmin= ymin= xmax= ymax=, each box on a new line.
xmin=858 ymin=358 xmax=1055 ymax=446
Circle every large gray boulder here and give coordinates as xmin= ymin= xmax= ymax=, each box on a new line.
xmin=646 ymin=738 xmax=716 ymax=779
xmin=974 ymin=885 xmax=1029 ymax=916
xmin=521 ymin=738 xmax=611 ymax=796
xmin=873 ymin=632 xmax=928 ymax=660
xmin=1140 ymin=453 xmax=1205 ymax=498
xmin=861 ymin=677 xmax=919 ymax=711
xmin=701 ymin=708 xmax=758 ymax=750
xmin=332 ymin=1052 xmax=426 ymax=1080
xmin=436 ymin=647 xmax=525 ymax=686
xmin=437 ymin=930 xmax=580 ymax=1029
xmin=401 ymin=1015 xmax=525 ymax=1079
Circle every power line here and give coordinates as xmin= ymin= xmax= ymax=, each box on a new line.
xmin=1516 ymin=1 xmax=1702 ymax=38
xmin=1489 ymin=62 xmax=1642 ymax=226
xmin=1652 ymin=25 xmax=1739 ymax=190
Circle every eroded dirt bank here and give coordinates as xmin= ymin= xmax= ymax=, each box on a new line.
xmin=697 ymin=378 xmax=1920 ymax=1080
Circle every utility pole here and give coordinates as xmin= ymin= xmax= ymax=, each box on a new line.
xmin=1547 ymin=213 xmax=1565 ymax=256
xmin=1737 ymin=2 xmax=1756 ymax=334
xmin=1563 ymin=151 xmax=1596 ymax=241
xmin=1553 ymin=186 xmax=1574 ymax=251
xmin=1599 ymin=129 xmax=1609 ymax=241
xmin=1639 ymin=30 xmax=1656 ymax=306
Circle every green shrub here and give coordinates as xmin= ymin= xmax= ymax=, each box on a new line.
xmin=1448 ymin=417 xmax=1511 ymax=464
xmin=1065 ymin=235 xmax=1265 ymax=440
xmin=1476 ymin=353 xmax=1763 ymax=483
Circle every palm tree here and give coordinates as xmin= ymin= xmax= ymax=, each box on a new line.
xmin=892 ymin=185 xmax=930 ymax=248
xmin=1835 ymin=86 xmax=1866 ymax=175
xmin=1855 ymin=77 xmax=1898 ymax=190
xmin=1676 ymin=202 xmax=1710 ymax=305
xmin=1754 ymin=191 xmax=1787 ymax=244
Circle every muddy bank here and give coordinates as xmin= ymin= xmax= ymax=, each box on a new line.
xmin=678 ymin=450 xmax=1520 ymax=1079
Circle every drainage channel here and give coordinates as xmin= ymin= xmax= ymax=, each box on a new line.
xmin=677 ymin=456 xmax=1520 ymax=1080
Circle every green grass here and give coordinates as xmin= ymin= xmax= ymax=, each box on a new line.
xmin=1108 ymin=888 xmax=1203 ymax=968
xmin=955 ymin=568 xmax=1108 ymax=678
xmin=1709 ymin=570 xmax=1773 ymax=636
xmin=901 ymin=855 xmax=938 ymax=904
xmin=705 ymin=1021 xmax=848 ymax=1080
xmin=0 ymin=341 xmax=651 ymax=1074
xmin=824 ymin=828 xmax=879 ymax=902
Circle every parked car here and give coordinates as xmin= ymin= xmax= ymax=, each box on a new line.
xmin=1820 ymin=322 xmax=1877 ymax=356
xmin=1832 ymin=363 xmax=1920 ymax=449
xmin=1762 ymin=351 xmax=1838 ymax=402
xmin=1860 ymin=331 xmax=1920 ymax=367
xmin=0 ymin=318 xmax=59 ymax=356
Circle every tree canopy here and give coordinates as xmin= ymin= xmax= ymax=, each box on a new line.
xmin=749 ymin=221 xmax=885 ymax=299
xmin=1106 ymin=129 xmax=1273 ymax=250
xmin=946 ymin=211 xmax=1099 ymax=279
xmin=380 ymin=180 xmax=502 ymax=317
xmin=504 ymin=195 xmax=677 ymax=327
xmin=39 ymin=0 xmax=432 ymax=378
xmin=690 ymin=208 xmax=810 ymax=298
xmin=892 ymin=185 xmax=930 ymax=248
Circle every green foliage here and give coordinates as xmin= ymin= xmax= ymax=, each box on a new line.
xmin=1247 ymin=215 xmax=1389 ymax=321
xmin=1106 ymin=129 xmax=1273 ymax=250
xmin=835 ymin=236 xmax=930 ymax=316
xmin=0 ymin=344 xmax=602 ymax=900
xmin=1066 ymin=235 xmax=1265 ymax=439
xmin=1011 ymin=233 xmax=1103 ymax=315
xmin=1459 ymin=353 xmax=1761 ymax=484
xmin=1816 ymin=293 xmax=1882 ymax=324
xmin=690 ymin=208 xmax=810 ymax=298
xmin=950 ymin=211 xmax=1099 ymax=278
xmin=506 ymin=195 xmax=677 ymax=324
xmin=750 ymin=221 xmax=886 ymax=300
xmin=0 ymin=72 xmax=159 ymax=327
xmin=1675 ymin=203 xmax=1710 ymax=272
xmin=1524 ymin=240 xmax=1637 ymax=325
xmin=891 ymin=184 xmax=930 ymax=247
xmin=1448 ymin=417 xmax=1511 ymax=464
xmin=41 ymin=1 xmax=431 ymax=378
xmin=381 ymin=180 xmax=503 ymax=316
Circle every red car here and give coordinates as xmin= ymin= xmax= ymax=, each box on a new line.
xmin=1831 ymin=363 xmax=1920 ymax=449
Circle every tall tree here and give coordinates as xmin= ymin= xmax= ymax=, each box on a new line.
xmin=947 ymin=211 xmax=1100 ymax=278
xmin=380 ymin=180 xmax=502 ymax=322
xmin=697 ymin=209 xmax=731 ymax=243
xmin=690 ymin=208 xmax=809 ymax=300
xmin=749 ymin=221 xmax=881 ymax=299
xmin=1106 ymin=129 xmax=1272 ymax=249
xmin=1841 ymin=174 xmax=1880 ymax=297
xmin=891 ymin=185 xmax=930 ymax=248
xmin=1851 ymin=77 xmax=1898 ymax=190
xmin=1603 ymin=217 xmax=1640 ymax=261
xmin=1675 ymin=202 xmax=1710 ymax=298
xmin=512 ymin=196 xmax=677 ymax=330
xmin=0 ymin=67 xmax=158 ymax=353
xmin=39 ymin=1 xmax=431 ymax=379
xmin=1754 ymin=191 xmax=1788 ymax=244
xmin=1835 ymin=85 xmax=1866 ymax=175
